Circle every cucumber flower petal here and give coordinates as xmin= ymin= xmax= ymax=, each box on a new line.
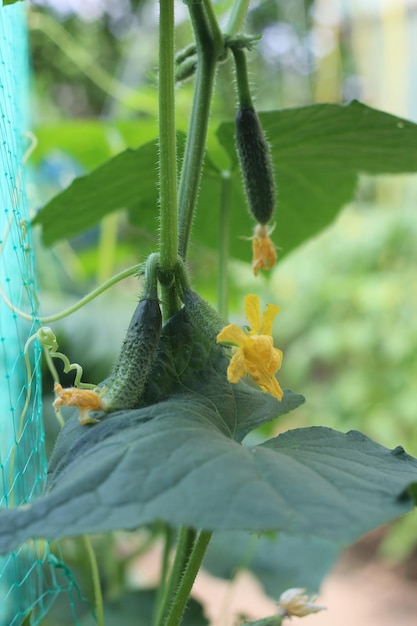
xmin=216 ymin=294 xmax=283 ymax=400
xmin=53 ymin=383 xmax=106 ymax=425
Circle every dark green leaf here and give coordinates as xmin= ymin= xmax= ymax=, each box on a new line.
xmin=0 ymin=417 xmax=416 ymax=553
xmin=0 ymin=311 xmax=414 ymax=556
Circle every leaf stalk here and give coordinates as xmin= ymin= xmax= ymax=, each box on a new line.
xmin=158 ymin=0 xmax=178 ymax=275
xmin=178 ymin=0 xmax=224 ymax=260
xmin=163 ymin=530 xmax=213 ymax=626
xmin=155 ymin=527 xmax=197 ymax=626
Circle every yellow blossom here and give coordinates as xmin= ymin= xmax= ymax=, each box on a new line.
xmin=53 ymin=382 xmax=106 ymax=425
xmin=216 ymin=294 xmax=283 ymax=400
xmin=277 ymin=588 xmax=326 ymax=617
xmin=251 ymin=223 xmax=277 ymax=276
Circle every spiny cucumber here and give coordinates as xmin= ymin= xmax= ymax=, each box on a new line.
xmin=183 ymin=289 xmax=224 ymax=344
xmin=104 ymin=298 xmax=162 ymax=411
xmin=235 ymin=107 xmax=276 ymax=225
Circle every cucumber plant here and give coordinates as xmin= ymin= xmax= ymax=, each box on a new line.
xmin=2 ymin=1 xmax=417 ymax=626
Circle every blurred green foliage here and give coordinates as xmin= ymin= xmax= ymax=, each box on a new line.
xmin=274 ymin=184 xmax=417 ymax=453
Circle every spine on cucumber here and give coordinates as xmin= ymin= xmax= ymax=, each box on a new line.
xmin=104 ymin=297 xmax=162 ymax=411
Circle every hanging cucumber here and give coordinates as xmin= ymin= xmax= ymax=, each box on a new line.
xmin=104 ymin=255 xmax=162 ymax=411
xmin=235 ymin=107 xmax=275 ymax=225
xmin=232 ymin=46 xmax=276 ymax=225
xmin=104 ymin=297 xmax=162 ymax=411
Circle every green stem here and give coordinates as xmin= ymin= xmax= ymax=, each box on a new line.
xmin=217 ymin=171 xmax=231 ymax=319
xmin=158 ymin=0 xmax=180 ymax=321
xmin=224 ymin=0 xmax=251 ymax=36
xmin=173 ymin=257 xmax=192 ymax=301
xmin=178 ymin=0 xmax=223 ymax=260
xmin=202 ymin=0 xmax=224 ymax=50
xmin=158 ymin=0 xmax=178 ymax=275
xmin=155 ymin=527 xmax=196 ymax=626
xmin=82 ymin=535 xmax=104 ymax=626
xmin=231 ymin=46 xmax=254 ymax=109
xmin=163 ymin=530 xmax=213 ymax=626
xmin=142 ymin=253 xmax=160 ymax=300
xmin=152 ymin=526 xmax=175 ymax=626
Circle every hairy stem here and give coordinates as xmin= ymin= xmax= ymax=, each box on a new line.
xmin=217 ymin=171 xmax=231 ymax=319
xmin=178 ymin=0 xmax=223 ymax=260
xmin=163 ymin=530 xmax=213 ymax=626
xmin=158 ymin=0 xmax=181 ymax=321
xmin=224 ymin=0 xmax=251 ymax=36
xmin=152 ymin=526 xmax=175 ymax=626
xmin=155 ymin=527 xmax=197 ymax=626
xmin=231 ymin=46 xmax=254 ymax=109
xmin=158 ymin=0 xmax=178 ymax=274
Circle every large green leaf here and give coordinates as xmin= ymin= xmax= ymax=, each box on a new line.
xmin=0 ymin=416 xmax=415 ymax=554
xmin=33 ymin=101 xmax=417 ymax=261
xmin=0 ymin=308 xmax=415 ymax=554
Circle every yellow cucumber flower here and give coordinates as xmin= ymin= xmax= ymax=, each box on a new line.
xmin=216 ymin=294 xmax=283 ymax=400
xmin=251 ymin=223 xmax=277 ymax=276
xmin=53 ymin=383 xmax=107 ymax=425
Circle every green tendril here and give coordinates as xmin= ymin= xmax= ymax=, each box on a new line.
xmin=0 ymin=262 xmax=143 ymax=324
xmin=38 ymin=327 xmax=97 ymax=389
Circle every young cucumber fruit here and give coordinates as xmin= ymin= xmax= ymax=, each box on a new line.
xmin=183 ymin=289 xmax=224 ymax=344
xmin=104 ymin=298 xmax=162 ymax=411
xmin=235 ymin=107 xmax=276 ymax=225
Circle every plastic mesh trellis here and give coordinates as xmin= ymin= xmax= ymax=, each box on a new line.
xmin=0 ymin=5 xmax=92 ymax=625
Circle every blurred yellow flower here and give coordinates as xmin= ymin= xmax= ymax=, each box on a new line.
xmin=216 ymin=294 xmax=283 ymax=400
xmin=251 ymin=223 xmax=277 ymax=276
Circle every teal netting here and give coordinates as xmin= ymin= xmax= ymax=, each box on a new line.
xmin=0 ymin=5 xmax=92 ymax=625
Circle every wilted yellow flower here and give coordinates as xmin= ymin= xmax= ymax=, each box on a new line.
xmin=277 ymin=588 xmax=326 ymax=618
xmin=251 ymin=223 xmax=277 ymax=276
xmin=53 ymin=382 xmax=106 ymax=425
xmin=216 ymin=294 xmax=283 ymax=400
